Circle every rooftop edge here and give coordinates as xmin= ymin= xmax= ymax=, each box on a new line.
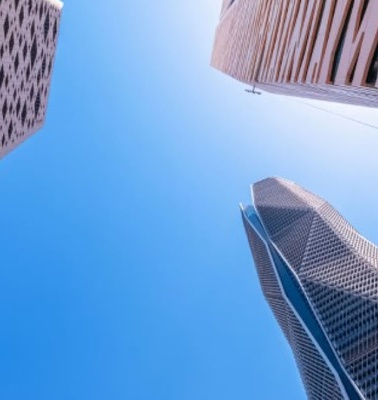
xmin=45 ymin=0 xmax=64 ymax=10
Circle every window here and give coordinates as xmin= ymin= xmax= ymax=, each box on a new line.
xmin=366 ymin=43 xmax=378 ymax=85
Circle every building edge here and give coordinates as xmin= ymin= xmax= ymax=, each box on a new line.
xmin=45 ymin=0 xmax=64 ymax=10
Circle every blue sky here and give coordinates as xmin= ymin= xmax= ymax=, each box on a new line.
xmin=1 ymin=1 xmax=378 ymax=399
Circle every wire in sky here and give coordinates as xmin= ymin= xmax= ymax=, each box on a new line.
xmin=290 ymin=98 xmax=378 ymax=131
xmin=246 ymin=88 xmax=378 ymax=131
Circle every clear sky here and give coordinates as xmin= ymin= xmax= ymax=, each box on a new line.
xmin=1 ymin=2 xmax=378 ymax=400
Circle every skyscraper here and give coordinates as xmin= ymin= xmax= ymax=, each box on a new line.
xmin=212 ymin=0 xmax=378 ymax=107
xmin=241 ymin=177 xmax=378 ymax=400
xmin=0 ymin=0 xmax=63 ymax=158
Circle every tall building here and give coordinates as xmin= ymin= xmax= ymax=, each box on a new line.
xmin=241 ymin=177 xmax=378 ymax=400
xmin=0 ymin=0 xmax=63 ymax=158
xmin=212 ymin=0 xmax=378 ymax=107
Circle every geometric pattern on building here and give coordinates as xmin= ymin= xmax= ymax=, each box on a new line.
xmin=0 ymin=0 xmax=62 ymax=158
xmin=242 ymin=177 xmax=378 ymax=399
xmin=243 ymin=214 xmax=345 ymax=400
xmin=212 ymin=0 xmax=378 ymax=107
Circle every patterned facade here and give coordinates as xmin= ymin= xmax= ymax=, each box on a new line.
xmin=242 ymin=177 xmax=378 ymax=400
xmin=0 ymin=0 xmax=63 ymax=158
xmin=212 ymin=0 xmax=378 ymax=107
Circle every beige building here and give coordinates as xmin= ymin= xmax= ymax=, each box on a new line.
xmin=0 ymin=0 xmax=63 ymax=158
xmin=211 ymin=0 xmax=378 ymax=107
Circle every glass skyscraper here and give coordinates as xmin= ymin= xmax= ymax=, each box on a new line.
xmin=242 ymin=177 xmax=378 ymax=400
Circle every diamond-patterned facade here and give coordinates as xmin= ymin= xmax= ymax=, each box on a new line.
xmin=0 ymin=0 xmax=62 ymax=158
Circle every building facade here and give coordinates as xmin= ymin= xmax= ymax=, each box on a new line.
xmin=212 ymin=0 xmax=378 ymax=107
xmin=242 ymin=177 xmax=378 ymax=400
xmin=0 ymin=0 xmax=63 ymax=158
